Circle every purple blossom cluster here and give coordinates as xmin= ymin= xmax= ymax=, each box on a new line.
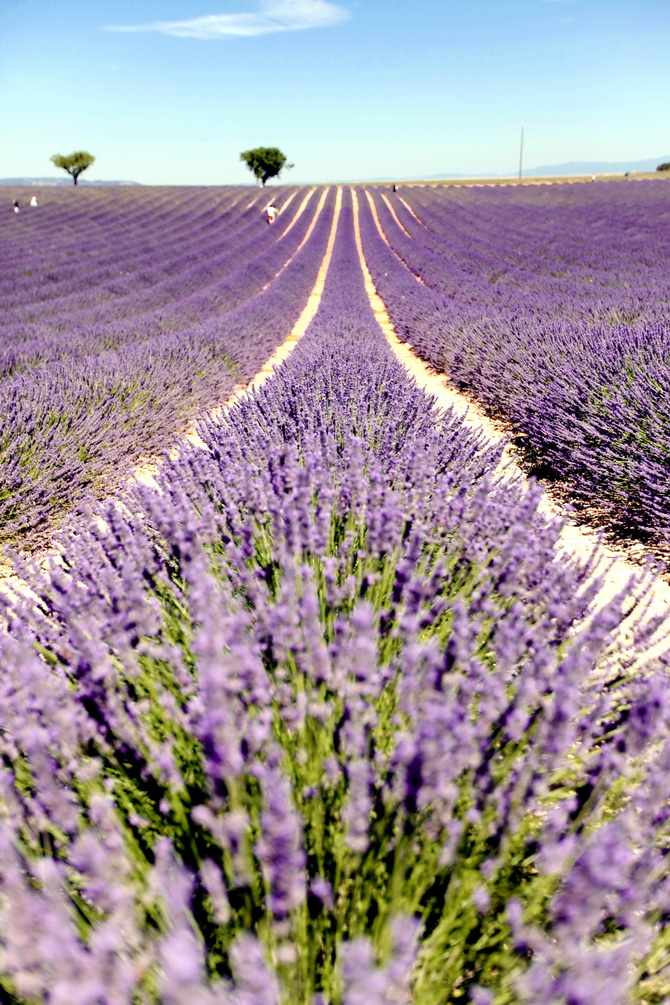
xmin=1 ymin=188 xmax=669 ymax=1002
xmin=0 ymin=185 xmax=334 ymax=548
xmin=359 ymin=181 xmax=670 ymax=550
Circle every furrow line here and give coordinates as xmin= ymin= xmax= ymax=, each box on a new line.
xmin=379 ymin=192 xmax=413 ymax=237
xmin=260 ymin=187 xmax=321 ymax=293
xmin=397 ymin=193 xmax=430 ymax=228
xmin=351 ymin=186 xmax=670 ymax=668
xmin=275 ymin=187 xmax=315 ymax=241
xmin=0 ymin=188 xmax=343 ymax=590
xmin=363 ymin=190 xmax=426 ymax=285
xmin=170 ymin=186 xmax=341 ymax=455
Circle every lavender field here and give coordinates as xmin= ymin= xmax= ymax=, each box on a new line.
xmin=364 ymin=180 xmax=670 ymax=549
xmin=0 ymin=185 xmax=332 ymax=548
xmin=1 ymin=182 xmax=670 ymax=1004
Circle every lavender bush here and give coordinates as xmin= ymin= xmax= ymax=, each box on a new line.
xmin=361 ymin=181 xmax=670 ymax=551
xmin=0 ymin=187 xmax=333 ymax=548
xmin=1 ymin=192 xmax=669 ymax=1003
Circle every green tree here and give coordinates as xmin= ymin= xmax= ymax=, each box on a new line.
xmin=50 ymin=151 xmax=95 ymax=185
xmin=657 ymin=162 xmax=670 ymax=172
xmin=240 ymin=147 xmax=293 ymax=186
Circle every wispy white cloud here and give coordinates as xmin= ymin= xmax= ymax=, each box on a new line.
xmin=105 ymin=0 xmax=350 ymax=38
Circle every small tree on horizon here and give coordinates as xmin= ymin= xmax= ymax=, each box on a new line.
xmin=657 ymin=162 xmax=670 ymax=172
xmin=240 ymin=147 xmax=293 ymax=186
xmin=50 ymin=151 xmax=95 ymax=185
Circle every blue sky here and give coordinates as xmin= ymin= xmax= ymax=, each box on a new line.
xmin=1 ymin=0 xmax=668 ymax=184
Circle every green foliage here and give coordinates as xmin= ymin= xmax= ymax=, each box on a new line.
xmin=656 ymin=162 xmax=670 ymax=172
xmin=50 ymin=150 xmax=95 ymax=185
xmin=240 ymin=147 xmax=293 ymax=186
xmin=8 ymin=489 xmax=634 ymax=1001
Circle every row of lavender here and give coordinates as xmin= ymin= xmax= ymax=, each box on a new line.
xmin=2 ymin=188 xmax=283 ymax=325
xmin=360 ymin=181 xmax=670 ymax=550
xmin=0 ymin=186 xmax=331 ymax=548
xmin=2 ymin=191 xmax=669 ymax=1003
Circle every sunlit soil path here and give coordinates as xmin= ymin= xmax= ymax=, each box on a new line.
xmin=135 ymin=185 xmax=341 ymax=472
xmin=240 ymin=187 xmax=342 ymax=395
xmin=273 ymin=187 xmax=314 ymax=241
xmin=0 ymin=188 xmax=342 ymax=590
xmin=3 ymin=184 xmax=670 ymax=674
xmin=350 ymin=188 xmax=670 ymax=669
xmin=379 ymin=192 xmax=413 ymax=237
xmin=363 ymin=190 xmax=426 ymax=285
xmin=396 ymin=193 xmax=427 ymax=227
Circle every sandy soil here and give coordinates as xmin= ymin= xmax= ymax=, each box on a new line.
xmin=0 ymin=188 xmax=342 ymax=593
xmin=350 ymin=188 xmax=670 ymax=668
xmin=3 ymin=184 xmax=669 ymax=673
xmin=133 ymin=185 xmax=340 ymax=478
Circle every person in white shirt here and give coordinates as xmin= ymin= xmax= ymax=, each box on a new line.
xmin=266 ymin=203 xmax=278 ymax=224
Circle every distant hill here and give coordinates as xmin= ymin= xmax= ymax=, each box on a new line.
xmin=422 ymin=157 xmax=670 ymax=180
xmin=519 ymin=157 xmax=669 ymax=177
xmin=0 ymin=177 xmax=141 ymax=186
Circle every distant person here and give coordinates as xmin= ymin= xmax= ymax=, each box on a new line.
xmin=591 ymin=174 xmax=596 ymax=182
xmin=625 ymin=172 xmax=630 ymax=180
xmin=29 ymin=195 xmax=38 ymax=206
xmin=12 ymin=199 xmax=19 ymax=214
xmin=266 ymin=203 xmax=278 ymax=224
xmin=392 ymin=184 xmax=397 ymax=193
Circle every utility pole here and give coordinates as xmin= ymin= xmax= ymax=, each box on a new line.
xmin=518 ymin=124 xmax=524 ymax=180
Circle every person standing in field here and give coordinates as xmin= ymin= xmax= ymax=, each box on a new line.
xmin=29 ymin=195 xmax=38 ymax=206
xmin=266 ymin=203 xmax=278 ymax=224
xmin=12 ymin=199 xmax=19 ymax=214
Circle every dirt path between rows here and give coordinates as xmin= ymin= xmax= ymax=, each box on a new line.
xmin=363 ymin=191 xmax=426 ymax=285
xmin=134 ymin=185 xmax=340 ymax=474
xmin=4 ymin=185 xmax=669 ymax=673
xmin=0 ymin=189 xmax=342 ymax=593
xmin=350 ymin=188 xmax=670 ymax=670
